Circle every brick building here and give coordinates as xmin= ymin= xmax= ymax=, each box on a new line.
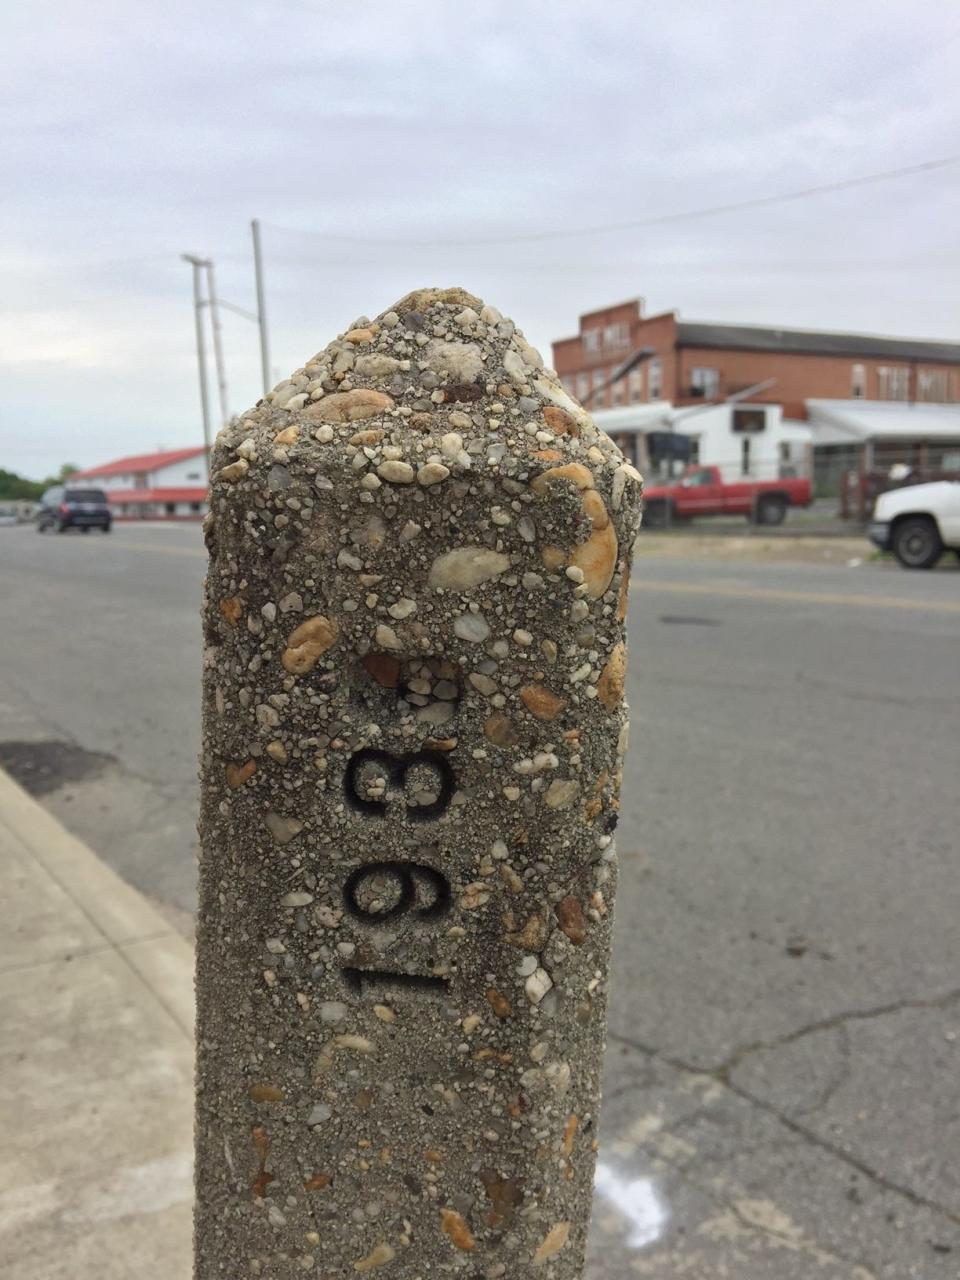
xmin=551 ymin=299 xmax=960 ymax=420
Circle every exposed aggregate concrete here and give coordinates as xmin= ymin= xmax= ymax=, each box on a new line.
xmin=195 ymin=287 xmax=643 ymax=1278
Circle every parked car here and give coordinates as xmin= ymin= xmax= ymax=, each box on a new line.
xmin=36 ymin=485 xmax=112 ymax=533
xmin=868 ymin=480 xmax=960 ymax=569
xmin=642 ymin=465 xmax=813 ymax=527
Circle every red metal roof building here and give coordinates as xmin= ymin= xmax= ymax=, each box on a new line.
xmin=73 ymin=447 xmax=209 ymax=519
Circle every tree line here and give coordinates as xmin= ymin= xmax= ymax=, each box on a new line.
xmin=0 ymin=464 xmax=79 ymax=501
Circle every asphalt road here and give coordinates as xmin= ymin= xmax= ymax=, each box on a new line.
xmin=1 ymin=521 xmax=958 ymax=1277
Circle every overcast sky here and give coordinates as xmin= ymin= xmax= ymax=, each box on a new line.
xmin=2 ymin=0 xmax=959 ymax=478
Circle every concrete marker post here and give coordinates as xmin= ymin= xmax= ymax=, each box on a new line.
xmin=195 ymin=287 xmax=643 ymax=1278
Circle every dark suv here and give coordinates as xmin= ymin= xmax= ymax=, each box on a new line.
xmin=37 ymin=485 xmax=112 ymax=533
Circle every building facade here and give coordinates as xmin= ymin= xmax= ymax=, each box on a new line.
xmin=592 ymin=402 xmax=813 ymax=484
xmin=805 ymin=400 xmax=960 ymax=506
xmin=552 ymin=300 xmax=960 ymax=420
xmin=71 ymin=447 xmax=209 ymax=519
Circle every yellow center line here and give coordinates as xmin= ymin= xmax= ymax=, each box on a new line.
xmin=632 ymin=578 xmax=960 ymax=615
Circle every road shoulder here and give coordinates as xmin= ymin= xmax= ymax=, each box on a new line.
xmin=0 ymin=767 xmax=193 ymax=1279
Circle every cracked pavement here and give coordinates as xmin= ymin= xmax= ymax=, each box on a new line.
xmin=1 ymin=524 xmax=958 ymax=1275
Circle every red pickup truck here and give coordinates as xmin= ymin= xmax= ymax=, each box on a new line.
xmin=642 ymin=465 xmax=813 ymax=527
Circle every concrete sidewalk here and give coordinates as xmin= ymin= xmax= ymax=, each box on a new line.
xmin=0 ymin=767 xmax=193 ymax=1279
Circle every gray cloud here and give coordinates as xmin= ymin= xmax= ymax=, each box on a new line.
xmin=2 ymin=0 xmax=958 ymax=475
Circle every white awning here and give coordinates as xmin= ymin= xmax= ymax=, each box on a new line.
xmin=591 ymin=401 xmax=674 ymax=435
xmin=806 ymin=399 xmax=960 ymax=441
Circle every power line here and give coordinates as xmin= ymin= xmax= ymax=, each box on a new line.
xmin=264 ymin=153 xmax=960 ymax=248
xmin=227 ymin=251 xmax=960 ymax=276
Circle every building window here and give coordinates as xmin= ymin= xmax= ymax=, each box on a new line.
xmin=851 ymin=364 xmax=866 ymax=399
xmin=741 ymin=436 xmax=752 ymax=476
xmin=185 ymin=470 xmax=201 ymax=480
xmin=778 ymin=440 xmax=799 ymax=478
xmin=560 ymin=377 xmax=576 ymax=397
xmin=591 ymin=368 xmax=607 ymax=406
xmin=732 ymin=407 xmax=767 ymax=433
xmin=877 ymin=366 xmax=909 ymax=401
xmin=576 ymin=373 xmax=590 ymax=401
xmin=628 ymin=368 xmax=644 ymax=403
xmin=583 ymin=328 xmax=601 ymax=355
xmin=611 ymin=375 xmax=625 ymax=406
xmin=648 ymin=357 xmax=662 ymax=399
xmin=165 ymin=502 xmax=176 ymax=515
xmin=603 ymin=322 xmax=630 ymax=354
xmin=190 ymin=502 xmax=202 ymax=513
xmin=918 ymin=369 xmax=951 ymax=402
xmin=689 ymin=366 xmax=719 ymax=399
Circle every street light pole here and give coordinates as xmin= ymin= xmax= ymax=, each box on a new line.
xmin=182 ymin=254 xmax=213 ymax=457
xmin=582 ymin=346 xmax=657 ymax=406
xmin=204 ymin=260 xmax=230 ymax=428
xmin=251 ymin=219 xmax=271 ymax=397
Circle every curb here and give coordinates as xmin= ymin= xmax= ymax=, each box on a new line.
xmin=639 ymin=524 xmax=864 ymax=540
xmin=0 ymin=765 xmax=194 ymax=1037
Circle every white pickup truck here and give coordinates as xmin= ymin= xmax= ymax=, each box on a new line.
xmin=868 ymin=481 xmax=960 ymax=569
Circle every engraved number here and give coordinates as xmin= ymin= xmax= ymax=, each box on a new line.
xmin=344 ymin=748 xmax=455 ymax=820
xmin=343 ymin=861 xmax=451 ymax=923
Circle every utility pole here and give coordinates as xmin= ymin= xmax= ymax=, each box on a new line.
xmin=204 ymin=259 xmax=230 ymax=428
xmin=181 ymin=254 xmax=213 ymax=457
xmin=582 ymin=346 xmax=657 ymax=406
xmin=251 ymin=219 xmax=271 ymax=396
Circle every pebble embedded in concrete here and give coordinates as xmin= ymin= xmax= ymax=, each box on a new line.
xmin=195 ymin=285 xmax=642 ymax=1280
